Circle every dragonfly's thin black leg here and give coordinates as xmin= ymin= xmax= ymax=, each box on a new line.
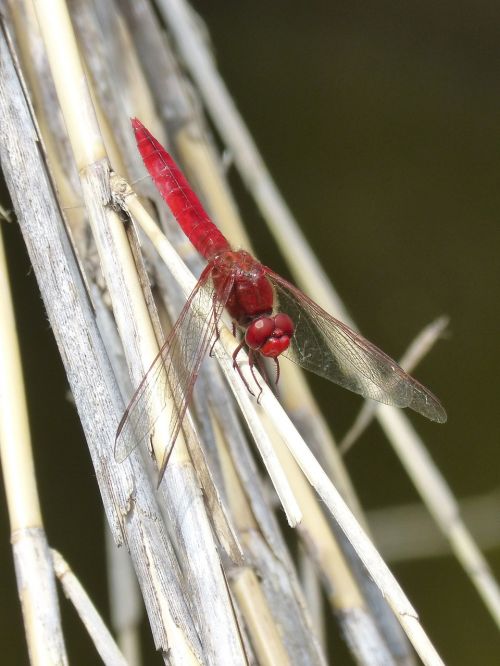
xmin=209 ymin=293 xmax=221 ymax=357
xmin=249 ymin=350 xmax=265 ymax=402
xmin=232 ymin=340 xmax=256 ymax=396
xmin=274 ymin=357 xmax=281 ymax=385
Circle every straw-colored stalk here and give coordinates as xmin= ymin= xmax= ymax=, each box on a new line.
xmin=0 ymin=223 xmax=67 ymax=664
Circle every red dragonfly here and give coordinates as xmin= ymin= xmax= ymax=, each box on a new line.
xmin=115 ymin=119 xmax=446 ymax=478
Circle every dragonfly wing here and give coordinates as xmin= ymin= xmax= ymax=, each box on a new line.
xmin=115 ymin=267 xmax=235 ymax=475
xmin=266 ymin=271 xmax=446 ymax=423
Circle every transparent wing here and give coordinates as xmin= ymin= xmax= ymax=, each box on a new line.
xmin=266 ymin=270 xmax=446 ymax=423
xmin=115 ymin=267 xmax=234 ymax=476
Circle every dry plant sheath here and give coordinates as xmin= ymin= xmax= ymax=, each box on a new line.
xmin=1 ymin=0 xmax=498 ymax=665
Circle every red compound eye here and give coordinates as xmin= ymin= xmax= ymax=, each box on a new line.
xmin=273 ymin=313 xmax=294 ymax=337
xmin=245 ymin=317 xmax=275 ymax=350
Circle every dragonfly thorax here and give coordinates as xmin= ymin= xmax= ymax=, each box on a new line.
xmin=212 ymin=250 xmax=277 ymax=326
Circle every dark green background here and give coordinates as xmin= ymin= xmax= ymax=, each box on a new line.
xmin=1 ymin=1 xmax=499 ymax=663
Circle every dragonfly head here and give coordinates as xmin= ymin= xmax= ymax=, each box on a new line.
xmin=245 ymin=313 xmax=294 ymax=358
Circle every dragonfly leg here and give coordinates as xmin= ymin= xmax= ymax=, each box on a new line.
xmin=209 ymin=333 xmax=219 ymax=357
xmin=209 ymin=296 xmax=221 ymax=358
xmin=254 ymin=353 xmax=282 ymax=400
xmin=232 ymin=338 xmax=245 ymax=364
xmin=249 ymin=350 xmax=265 ymax=402
xmin=232 ymin=340 xmax=256 ymax=396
